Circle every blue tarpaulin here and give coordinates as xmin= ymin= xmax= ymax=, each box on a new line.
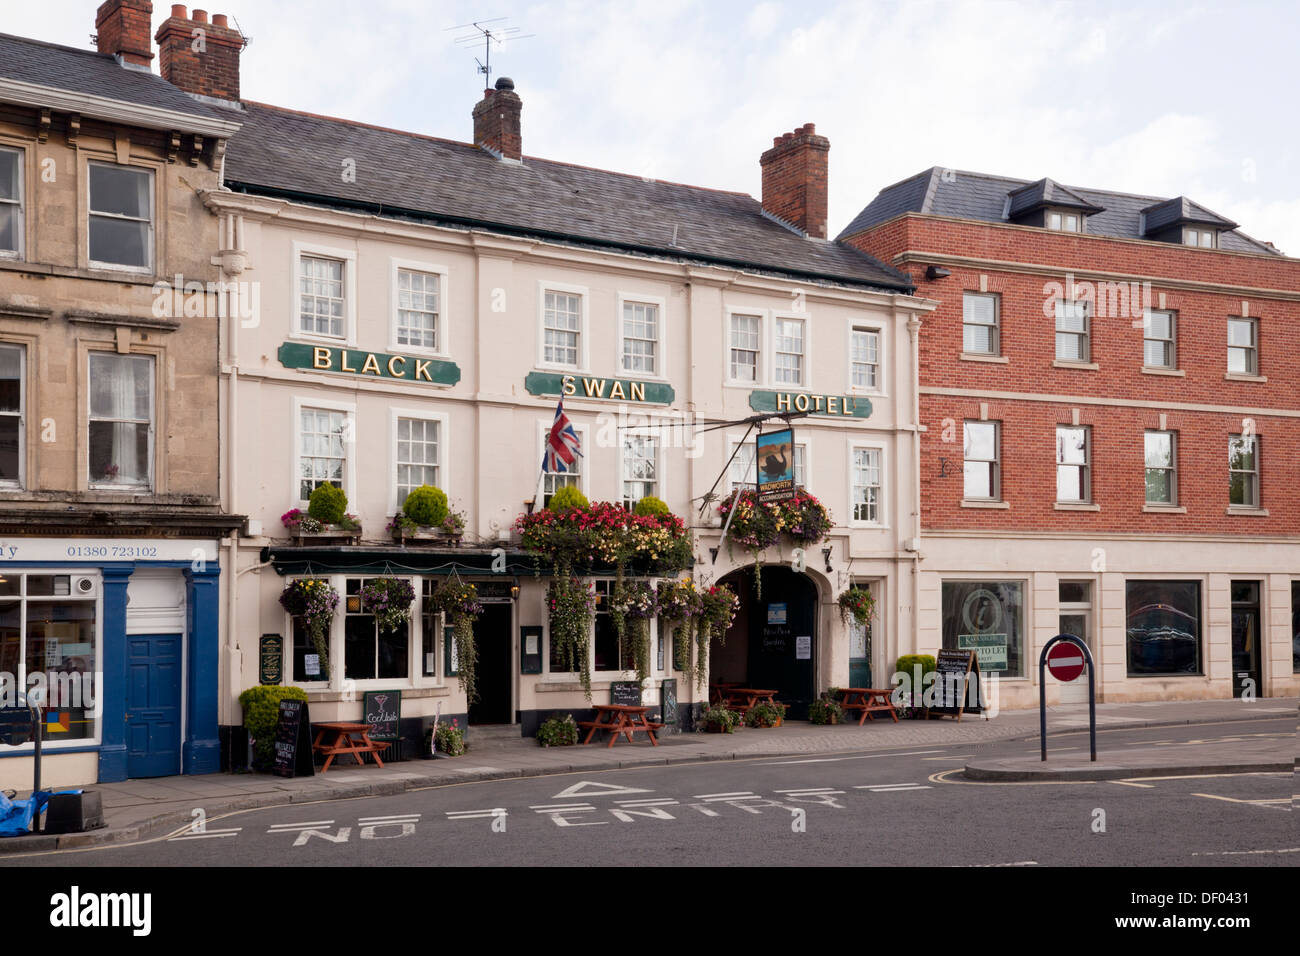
xmin=0 ymin=790 xmax=50 ymax=837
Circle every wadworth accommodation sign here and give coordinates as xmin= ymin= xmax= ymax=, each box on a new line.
xmin=278 ymin=342 xmax=462 ymax=385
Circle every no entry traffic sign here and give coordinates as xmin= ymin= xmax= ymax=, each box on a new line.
xmin=1046 ymin=642 xmax=1087 ymax=682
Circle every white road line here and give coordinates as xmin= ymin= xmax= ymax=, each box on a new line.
xmin=921 ymin=755 xmax=973 ymax=760
xmin=267 ymin=820 xmax=334 ymax=830
xmin=774 ymin=788 xmax=840 ymax=794
xmin=1108 ymin=780 xmax=1155 ymax=788
xmin=958 ymin=861 xmax=1040 ymax=867
xmin=359 ymin=814 xmax=422 ymax=822
xmin=169 ymin=829 xmax=241 ymax=841
xmin=446 ymin=810 xmax=503 ymax=820
xmin=761 ymin=750 xmax=944 ymax=765
xmin=692 ymin=791 xmax=754 ymax=798
xmin=614 ymin=799 xmax=679 ymax=807
xmin=1192 ymin=847 xmax=1300 ymax=857
xmin=1192 ymin=793 xmax=1292 ymax=810
xmin=855 ymin=784 xmax=931 ymax=792
xmin=529 ymin=803 xmax=595 ymax=810
xmin=701 ymin=793 xmax=761 ymax=803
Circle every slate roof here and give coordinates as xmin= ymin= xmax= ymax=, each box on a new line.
xmin=0 ymin=32 xmax=226 ymax=125
xmin=218 ymin=101 xmax=913 ymax=293
xmin=839 ymin=167 xmax=1281 ymax=256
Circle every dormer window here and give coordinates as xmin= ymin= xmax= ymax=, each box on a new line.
xmin=1184 ymin=227 xmax=1216 ymax=248
xmin=1048 ymin=210 xmax=1081 ymax=232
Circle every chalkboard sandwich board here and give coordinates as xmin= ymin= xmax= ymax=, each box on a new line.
xmin=927 ymin=649 xmax=982 ymax=720
xmin=611 ymin=680 xmax=643 ymax=707
xmin=661 ymin=679 xmax=678 ymax=730
xmin=271 ymin=698 xmax=315 ymax=778
xmin=363 ymin=690 xmax=401 ymax=762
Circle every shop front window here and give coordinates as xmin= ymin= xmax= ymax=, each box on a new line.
xmin=343 ymin=578 xmax=408 ymax=681
xmin=0 ymin=573 xmax=98 ymax=745
xmin=1126 ymin=580 xmax=1201 ymax=676
xmin=941 ymin=580 xmax=1024 ymax=677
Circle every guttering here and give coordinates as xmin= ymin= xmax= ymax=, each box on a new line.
xmin=0 ymin=77 xmax=243 ymax=139
xmin=222 ymin=180 xmax=916 ymax=296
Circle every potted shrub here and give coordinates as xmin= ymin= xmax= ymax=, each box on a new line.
xmin=536 ymin=714 xmax=579 ymax=747
xmin=284 ymin=484 xmax=361 ymax=543
xmin=808 ymin=693 xmax=844 ymax=725
xmin=744 ymin=700 xmax=787 ymax=728
xmin=238 ymin=685 xmax=308 ymax=770
xmin=700 ymin=702 xmax=742 ymax=734
xmin=432 ymin=718 xmax=467 ymax=756
xmin=391 ymin=485 xmax=464 ymax=544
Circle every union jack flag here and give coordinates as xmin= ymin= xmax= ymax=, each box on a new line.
xmin=543 ymin=399 xmax=583 ymax=473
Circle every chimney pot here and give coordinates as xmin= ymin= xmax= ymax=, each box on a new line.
xmin=193 ymin=8 xmax=208 ymax=22
xmin=171 ymin=3 xmax=186 ymax=16
xmin=760 ymin=121 xmax=830 ymax=239
xmin=213 ymin=13 xmax=227 ymax=26
xmin=495 ymin=76 xmax=515 ymax=91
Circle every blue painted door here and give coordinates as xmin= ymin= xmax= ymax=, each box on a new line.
xmin=126 ymin=633 xmax=182 ymax=778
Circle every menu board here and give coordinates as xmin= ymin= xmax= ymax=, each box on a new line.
xmin=520 ymin=626 xmax=543 ymax=675
xmin=259 ymin=634 xmax=283 ymax=685
xmin=611 ymin=681 xmax=643 ymax=707
xmin=362 ymin=690 xmax=401 ymax=743
xmin=661 ymin=679 xmax=678 ymax=727
xmin=271 ymin=698 xmax=315 ymax=778
xmin=929 ymin=649 xmax=982 ymax=719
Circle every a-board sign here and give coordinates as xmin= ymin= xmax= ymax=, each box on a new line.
xmin=661 ymin=679 xmax=678 ymax=727
xmin=271 ymin=698 xmax=315 ymax=778
xmin=611 ymin=681 xmax=643 ymax=707
xmin=259 ymin=634 xmax=283 ymax=685
xmin=929 ymin=648 xmax=982 ymax=719
xmin=520 ymin=625 xmax=543 ymax=675
xmin=362 ymin=690 xmax=401 ymax=743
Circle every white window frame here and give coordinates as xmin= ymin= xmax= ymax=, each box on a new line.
xmin=1055 ymin=425 xmax=1091 ymax=504
xmin=388 ymin=407 xmax=450 ymax=516
xmin=620 ymin=431 xmax=660 ymax=510
xmin=617 ymin=293 xmax=667 ymax=380
xmin=290 ymin=241 xmax=358 ymax=346
xmin=848 ymin=323 xmax=885 ymax=394
xmin=389 ymin=258 xmax=450 ymax=357
xmin=536 ymin=419 xmax=589 ymax=505
xmin=87 ymin=350 xmax=155 ymax=492
xmin=0 ymin=342 xmax=25 ymax=489
xmin=848 ymin=442 xmax=887 ymax=527
xmin=1228 ymin=434 xmax=1259 ymax=509
xmin=1142 ymin=309 xmax=1177 ymax=369
xmin=1227 ymin=317 xmax=1258 ymax=375
xmin=1184 ymin=227 xmax=1217 ymax=248
xmin=772 ymin=313 xmax=808 ymax=387
xmin=962 ymin=292 xmax=1000 ymax=356
xmin=1144 ymin=429 xmax=1177 ymax=506
xmin=0 ymin=145 xmax=24 ymax=260
xmin=726 ymin=310 xmax=764 ymax=385
xmin=963 ymin=420 xmax=1001 ymax=502
xmin=87 ymin=160 xmax=154 ymax=273
xmin=1048 ymin=210 xmax=1081 ymax=232
xmin=536 ymin=280 xmax=589 ymax=372
xmin=1054 ymin=298 xmax=1091 ymax=363
xmin=293 ymin=397 xmax=357 ymax=505
xmin=726 ymin=435 xmax=809 ymax=495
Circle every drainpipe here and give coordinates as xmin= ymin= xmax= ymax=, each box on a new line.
xmin=907 ymin=311 xmax=923 ymax=664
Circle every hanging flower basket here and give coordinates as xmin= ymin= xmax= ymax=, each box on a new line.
xmin=278 ymin=578 xmax=340 ymax=676
xmin=360 ymin=577 xmax=416 ymax=634
xmin=548 ymin=576 xmax=597 ymax=697
xmin=837 ymin=586 xmax=876 ymax=628
xmin=430 ymin=580 xmax=482 ymax=703
xmin=658 ymin=579 xmax=704 ymax=682
xmin=717 ymin=490 xmax=832 ymax=596
xmin=611 ymin=578 xmax=659 ymax=681
xmin=515 ymin=500 xmax=692 ymax=574
xmin=694 ymin=584 xmax=740 ymax=690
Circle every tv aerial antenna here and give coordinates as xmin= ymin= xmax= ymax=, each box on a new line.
xmin=448 ymin=18 xmax=535 ymax=90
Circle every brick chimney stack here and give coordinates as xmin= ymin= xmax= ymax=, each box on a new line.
xmin=760 ymin=123 xmax=830 ymax=239
xmin=472 ymin=76 xmax=523 ymax=161
xmin=155 ymin=5 xmax=245 ymax=102
xmin=95 ymin=0 xmax=155 ymax=68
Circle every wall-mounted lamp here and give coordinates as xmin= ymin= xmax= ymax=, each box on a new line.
xmin=821 ymin=547 xmax=833 ymax=573
xmin=708 ymin=547 xmax=720 ymax=565
xmin=925 ymin=265 xmax=952 ymax=281
xmin=510 ymin=578 xmax=520 ymax=600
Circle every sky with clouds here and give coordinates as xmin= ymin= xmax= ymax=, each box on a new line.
xmin=13 ymin=0 xmax=1300 ymax=253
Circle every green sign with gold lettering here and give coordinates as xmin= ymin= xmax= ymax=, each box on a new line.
xmin=749 ymin=390 xmax=871 ymax=418
xmin=278 ymin=342 xmax=461 ymax=386
xmin=524 ymin=371 xmax=674 ymax=405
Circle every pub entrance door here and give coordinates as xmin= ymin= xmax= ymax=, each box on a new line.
xmin=469 ymin=602 xmax=514 ymax=724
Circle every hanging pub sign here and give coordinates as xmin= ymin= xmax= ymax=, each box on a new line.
xmin=756 ymin=427 xmax=796 ymax=503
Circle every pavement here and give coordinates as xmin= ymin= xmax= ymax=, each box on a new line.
xmin=2 ymin=696 xmax=1294 ymax=854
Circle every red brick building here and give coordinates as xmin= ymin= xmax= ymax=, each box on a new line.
xmin=842 ymin=168 xmax=1300 ymax=705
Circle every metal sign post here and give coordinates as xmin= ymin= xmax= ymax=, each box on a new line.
xmin=1038 ymin=633 xmax=1096 ymax=762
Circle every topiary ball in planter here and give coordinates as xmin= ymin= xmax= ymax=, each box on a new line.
xmin=548 ymin=485 xmax=589 ymax=511
xmin=307 ymin=483 xmax=348 ymax=525
xmin=403 ymin=485 xmax=449 ymax=527
xmin=633 ymin=495 xmax=669 ymax=517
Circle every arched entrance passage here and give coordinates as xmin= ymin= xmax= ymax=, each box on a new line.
xmin=714 ymin=565 xmax=819 ymax=719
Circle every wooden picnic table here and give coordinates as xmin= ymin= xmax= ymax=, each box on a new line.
xmin=577 ymin=704 xmax=663 ymax=748
xmin=839 ymin=687 xmax=899 ymax=725
xmin=720 ymin=687 xmax=779 ymax=716
xmin=709 ymin=682 xmax=743 ymax=705
xmin=311 ymin=721 xmax=390 ymax=772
